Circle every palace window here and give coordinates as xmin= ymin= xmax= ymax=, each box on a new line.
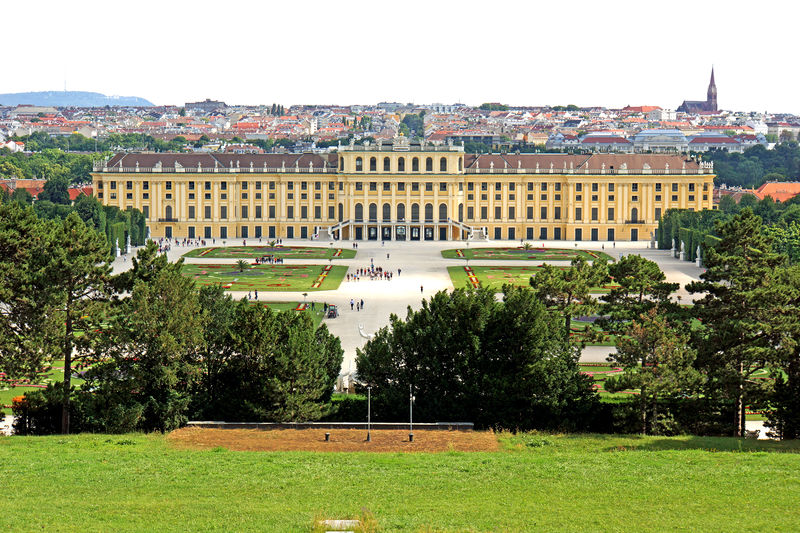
xmin=412 ymin=157 xmax=419 ymax=172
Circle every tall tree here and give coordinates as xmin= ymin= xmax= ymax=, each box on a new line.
xmin=529 ymin=256 xmax=609 ymax=339
xmin=605 ymin=307 xmax=703 ymax=434
xmin=47 ymin=212 xmax=113 ymax=433
xmin=687 ymin=209 xmax=788 ymax=436
xmin=39 ymin=177 xmax=71 ymax=205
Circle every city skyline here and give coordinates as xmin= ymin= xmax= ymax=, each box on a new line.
xmin=4 ymin=0 xmax=798 ymax=113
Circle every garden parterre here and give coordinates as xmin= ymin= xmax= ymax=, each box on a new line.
xmin=183 ymin=245 xmax=356 ymax=260
xmin=181 ymin=264 xmax=348 ymax=291
xmin=448 ymin=265 xmax=621 ymax=293
xmin=442 ymin=247 xmax=613 ymax=262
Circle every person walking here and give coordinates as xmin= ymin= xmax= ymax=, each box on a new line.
xmin=254 ymin=290 xmax=258 ymax=300
xmin=360 ymin=299 xmax=364 ymax=309
xmin=350 ymin=299 xmax=354 ymax=310
xmin=420 ymin=285 xmax=423 ymax=293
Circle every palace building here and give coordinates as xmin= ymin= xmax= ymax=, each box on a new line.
xmin=91 ymin=138 xmax=715 ymax=242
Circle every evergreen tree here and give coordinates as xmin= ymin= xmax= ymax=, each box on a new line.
xmin=47 ymin=212 xmax=113 ymax=433
xmin=88 ymin=264 xmax=203 ymax=432
xmin=0 ymin=204 xmax=60 ymax=382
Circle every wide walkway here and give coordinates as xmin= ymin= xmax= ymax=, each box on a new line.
xmin=111 ymin=239 xmax=706 ymax=375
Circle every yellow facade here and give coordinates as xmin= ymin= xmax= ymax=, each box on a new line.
xmin=92 ymin=144 xmax=714 ymax=243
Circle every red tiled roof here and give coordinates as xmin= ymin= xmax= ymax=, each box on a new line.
xmin=754 ymin=182 xmax=800 ymax=202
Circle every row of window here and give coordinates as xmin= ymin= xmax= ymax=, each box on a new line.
xmin=162 ymin=224 xmax=640 ymax=242
xmin=351 ymin=156 xmax=460 ymax=173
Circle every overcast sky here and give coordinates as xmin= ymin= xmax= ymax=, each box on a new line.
xmin=4 ymin=0 xmax=797 ymax=113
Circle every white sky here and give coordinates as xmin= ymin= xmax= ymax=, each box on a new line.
xmin=4 ymin=0 xmax=798 ymax=113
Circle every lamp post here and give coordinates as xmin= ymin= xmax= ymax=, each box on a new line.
xmin=366 ymin=386 xmax=372 ymax=442
xmin=409 ymin=384 xmax=415 ymax=443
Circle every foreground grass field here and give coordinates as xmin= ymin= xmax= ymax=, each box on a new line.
xmin=442 ymin=246 xmax=612 ymax=262
xmin=183 ymin=245 xmax=356 ymax=259
xmin=182 ymin=264 xmax=348 ymax=291
xmin=1 ymin=432 xmax=798 ymax=532
xmin=448 ymin=265 xmax=620 ymax=293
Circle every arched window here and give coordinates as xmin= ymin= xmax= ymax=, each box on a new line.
xmin=369 ymin=203 xmax=377 ymax=221
xmin=383 ymin=157 xmax=390 ymax=171
xmin=458 ymin=158 xmax=463 ymax=171
xmin=354 ymin=203 xmax=363 ymax=221
xmin=425 ymin=157 xmax=433 ymax=172
xmin=369 ymin=157 xmax=377 ymax=171
xmin=398 ymin=157 xmax=406 ymax=172
xmin=412 ymin=157 xmax=420 ymax=172
xmin=338 ymin=203 xmax=343 ymax=222
xmin=411 ymin=203 xmax=420 ymax=222
xmin=458 ymin=203 xmax=463 ymax=222
xmin=439 ymin=203 xmax=448 ymax=221
xmin=425 ymin=203 xmax=433 ymax=222
xmin=397 ymin=203 xmax=406 ymax=221
xmin=355 ymin=157 xmax=363 ymax=171
xmin=165 ymin=205 xmax=172 ymax=220
xmin=382 ymin=203 xmax=391 ymax=221
xmin=440 ymin=157 xmax=447 ymax=172
xmin=631 ymin=207 xmax=639 ymax=222
xmin=339 ymin=157 xmax=344 ymax=170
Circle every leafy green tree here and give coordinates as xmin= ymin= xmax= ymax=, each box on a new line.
xmin=356 ymin=286 xmax=595 ymax=429
xmin=687 ymin=209 xmax=788 ymax=436
xmin=606 ymin=307 xmax=703 ymax=434
xmin=112 ymin=240 xmax=170 ymax=293
xmin=718 ymin=194 xmax=738 ymax=214
xmin=39 ymin=177 xmax=71 ymax=204
xmin=529 ymin=256 xmax=609 ymax=339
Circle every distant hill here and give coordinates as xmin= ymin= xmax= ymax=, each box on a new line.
xmin=0 ymin=91 xmax=153 ymax=107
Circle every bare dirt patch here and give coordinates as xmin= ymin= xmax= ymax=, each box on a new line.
xmin=168 ymin=427 xmax=499 ymax=453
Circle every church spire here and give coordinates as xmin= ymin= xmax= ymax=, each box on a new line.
xmin=707 ymin=66 xmax=718 ymax=111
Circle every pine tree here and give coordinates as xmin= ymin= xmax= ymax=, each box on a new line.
xmin=606 ymin=307 xmax=703 ymax=434
xmin=529 ymin=256 xmax=609 ymax=340
xmin=687 ymin=209 xmax=787 ymax=436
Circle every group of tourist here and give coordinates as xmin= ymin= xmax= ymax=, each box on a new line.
xmin=346 ymin=264 xmax=397 ymax=282
xmin=254 ymin=255 xmax=284 ymax=264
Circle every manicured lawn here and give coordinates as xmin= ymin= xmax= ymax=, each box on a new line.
xmin=1 ymin=432 xmax=798 ymax=531
xmin=183 ymin=245 xmax=356 ymax=259
xmin=442 ymin=246 xmax=613 ymax=262
xmin=182 ymin=264 xmax=348 ymax=291
xmin=251 ymin=301 xmax=329 ymax=329
xmin=448 ymin=265 xmax=620 ymax=293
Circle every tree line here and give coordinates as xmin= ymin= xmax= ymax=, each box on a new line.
xmin=1 ymin=204 xmax=342 ymax=434
xmin=706 ymin=141 xmax=800 ymax=189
